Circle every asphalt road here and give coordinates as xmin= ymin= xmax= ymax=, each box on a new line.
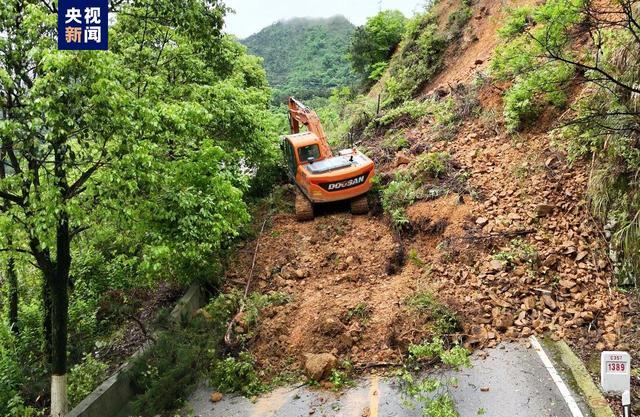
xmin=185 ymin=339 xmax=593 ymax=417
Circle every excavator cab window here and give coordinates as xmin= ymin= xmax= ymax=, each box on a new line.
xmin=298 ymin=145 xmax=320 ymax=164
xmin=283 ymin=140 xmax=297 ymax=177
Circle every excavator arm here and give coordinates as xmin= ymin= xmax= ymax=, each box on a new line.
xmin=287 ymin=97 xmax=333 ymax=159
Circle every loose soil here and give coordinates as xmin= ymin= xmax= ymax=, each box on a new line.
xmin=222 ymin=0 xmax=638 ymax=412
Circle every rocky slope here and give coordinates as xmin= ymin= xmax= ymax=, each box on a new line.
xmin=224 ymin=0 xmax=637 ymax=409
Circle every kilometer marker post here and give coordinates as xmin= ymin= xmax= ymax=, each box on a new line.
xmin=601 ymin=351 xmax=631 ymax=417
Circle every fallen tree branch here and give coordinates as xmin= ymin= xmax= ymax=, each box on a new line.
xmin=353 ymin=361 xmax=404 ymax=370
xmin=455 ymin=229 xmax=536 ymax=242
xmin=224 ymin=218 xmax=268 ymax=347
xmin=125 ymin=313 xmax=155 ymax=342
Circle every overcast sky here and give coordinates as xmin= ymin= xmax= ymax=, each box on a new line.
xmin=223 ymin=0 xmax=429 ymax=39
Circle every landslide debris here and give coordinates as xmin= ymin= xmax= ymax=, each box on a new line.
xmin=219 ymin=0 xmax=632 ymax=387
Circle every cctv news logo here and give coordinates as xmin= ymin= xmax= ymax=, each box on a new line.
xmin=58 ymin=0 xmax=108 ymax=50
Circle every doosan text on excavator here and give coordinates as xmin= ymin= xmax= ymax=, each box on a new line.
xmin=281 ymin=97 xmax=376 ymax=221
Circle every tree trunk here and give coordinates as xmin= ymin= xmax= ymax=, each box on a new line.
xmin=49 ymin=213 xmax=71 ymax=417
xmin=42 ymin=276 xmax=52 ymax=363
xmin=7 ymin=254 xmax=18 ymax=335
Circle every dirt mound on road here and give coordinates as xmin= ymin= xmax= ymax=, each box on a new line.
xmin=225 ymin=213 xmax=439 ymax=376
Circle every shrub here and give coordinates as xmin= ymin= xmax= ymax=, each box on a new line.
xmin=491 ymin=2 xmax=581 ymax=131
xmin=377 ymin=100 xmax=431 ymax=127
xmin=411 ymin=152 xmax=451 ymax=180
xmin=381 ymin=179 xmax=418 ymax=228
xmin=210 ymin=352 xmax=265 ymax=397
xmin=501 ymin=62 xmax=574 ymax=132
xmin=68 ymin=354 xmax=109 ymax=407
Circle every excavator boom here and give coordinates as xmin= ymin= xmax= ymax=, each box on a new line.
xmin=287 ymin=97 xmax=333 ymax=158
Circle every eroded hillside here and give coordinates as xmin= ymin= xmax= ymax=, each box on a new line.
xmin=222 ymin=0 xmax=637 ymax=410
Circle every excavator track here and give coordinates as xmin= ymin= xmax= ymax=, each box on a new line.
xmin=350 ymin=194 xmax=369 ymax=215
xmin=295 ymin=192 xmax=314 ymax=221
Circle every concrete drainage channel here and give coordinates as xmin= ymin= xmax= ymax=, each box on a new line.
xmin=67 ymin=284 xmax=209 ymax=417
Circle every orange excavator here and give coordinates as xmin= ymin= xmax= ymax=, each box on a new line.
xmin=282 ymin=97 xmax=375 ymax=221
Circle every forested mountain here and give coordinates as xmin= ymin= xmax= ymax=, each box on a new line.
xmin=242 ymin=16 xmax=359 ymax=103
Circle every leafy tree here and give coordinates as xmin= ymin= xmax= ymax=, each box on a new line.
xmin=348 ymin=10 xmax=407 ymax=81
xmin=0 ymin=0 xmax=133 ymax=413
xmin=0 ymin=0 xmax=279 ymax=415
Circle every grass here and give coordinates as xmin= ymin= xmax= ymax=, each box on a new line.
xmin=408 ymin=248 xmax=426 ymax=267
xmin=344 ymin=302 xmax=372 ymax=324
xmin=492 ymin=238 xmax=538 ymax=268
xmin=407 ymin=292 xmax=459 ymax=337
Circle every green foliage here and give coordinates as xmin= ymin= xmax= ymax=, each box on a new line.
xmin=412 ymin=152 xmax=451 ymax=180
xmin=382 ymin=1 xmax=472 ymax=106
xmin=381 ymin=179 xmax=418 ymax=228
xmin=501 ymin=62 xmax=574 ymax=132
xmin=424 ymin=395 xmax=459 ymax=417
xmin=492 ymin=239 xmax=538 ymax=267
xmin=344 ymin=302 xmax=372 ymax=323
xmin=372 ymin=91 xmax=472 ymax=142
xmin=0 ymin=327 xmax=29 ymax=417
xmin=129 ymin=327 xmax=210 ymax=416
xmin=127 ymin=288 xmax=261 ymax=415
xmin=0 ymin=0 xmax=282 ymax=410
xmin=558 ymin=27 xmax=640 ymax=285
xmin=378 ymin=100 xmax=431 ymax=127
xmin=497 ymin=7 xmax=534 ymax=38
xmin=328 ymin=369 xmax=356 ymax=391
xmin=68 ymin=354 xmax=108 ymax=407
xmin=306 ymin=87 xmax=378 ymax=147
xmin=381 ymin=132 xmax=411 ymax=152
xmin=379 ymin=151 xmax=454 ymax=229
xmin=383 ymin=13 xmax=446 ymax=105
xmin=491 ymin=1 xmax=582 ymax=131
xmin=242 ymin=16 xmax=359 ymax=102
xmin=210 ymin=352 xmax=265 ymax=397
xmin=369 ymin=61 xmax=389 ymax=81
xmin=399 ymin=337 xmax=469 ymax=417
xmin=407 ymin=292 xmax=460 ymax=336
xmin=408 ymin=248 xmax=426 ymax=267
xmin=349 ymin=10 xmax=407 ymax=81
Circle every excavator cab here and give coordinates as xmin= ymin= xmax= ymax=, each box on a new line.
xmin=282 ymin=97 xmax=375 ymax=221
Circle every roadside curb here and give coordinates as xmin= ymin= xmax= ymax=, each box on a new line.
xmin=550 ymin=339 xmax=615 ymax=417
xmin=67 ymin=283 xmax=209 ymax=417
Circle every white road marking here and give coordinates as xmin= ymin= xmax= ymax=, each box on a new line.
xmin=530 ymin=336 xmax=585 ymax=417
